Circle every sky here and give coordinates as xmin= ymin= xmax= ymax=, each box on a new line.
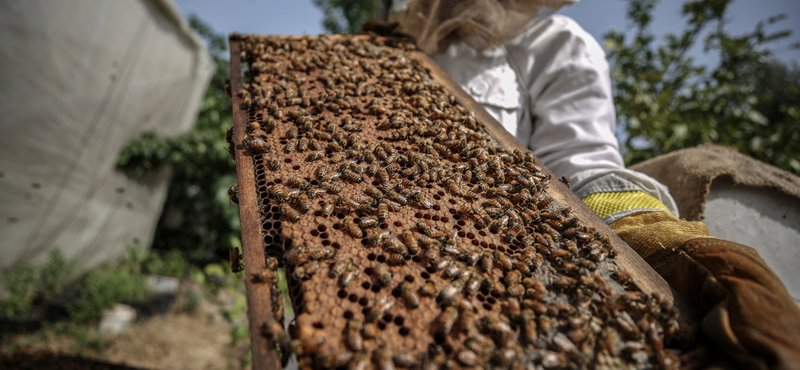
xmin=174 ymin=0 xmax=800 ymax=66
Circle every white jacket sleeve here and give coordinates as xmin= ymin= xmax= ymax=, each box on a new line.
xmin=512 ymin=15 xmax=624 ymax=179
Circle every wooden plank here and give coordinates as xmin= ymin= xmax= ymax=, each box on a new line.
xmin=229 ymin=38 xmax=282 ymax=370
xmin=416 ymin=52 xmax=693 ymax=316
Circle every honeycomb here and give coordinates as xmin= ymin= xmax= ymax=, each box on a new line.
xmin=231 ymin=34 xmax=682 ymax=370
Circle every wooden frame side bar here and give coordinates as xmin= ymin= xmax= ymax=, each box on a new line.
xmin=230 ymin=38 xmax=282 ymax=370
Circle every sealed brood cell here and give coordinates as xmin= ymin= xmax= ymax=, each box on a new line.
xmin=233 ymin=34 xmax=682 ymax=370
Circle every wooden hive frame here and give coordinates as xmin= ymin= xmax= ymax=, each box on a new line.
xmin=228 ymin=34 xmax=693 ymax=370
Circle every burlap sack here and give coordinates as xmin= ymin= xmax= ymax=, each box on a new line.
xmin=630 ymin=144 xmax=800 ymax=221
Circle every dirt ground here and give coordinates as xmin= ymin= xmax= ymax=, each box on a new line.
xmin=2 ymin=311 xmax=252 ymax=370
xmin=103 ymin=313 xmax=250 ymax=370
xmin=1 ymin=280 xmax=254 ymax=370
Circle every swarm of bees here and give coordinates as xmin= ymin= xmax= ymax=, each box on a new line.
xmin=233 ymin=33 xmax=682 ymax=370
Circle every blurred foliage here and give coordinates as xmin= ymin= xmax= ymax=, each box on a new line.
xmin=0 ymin=249 xmax=153 ymax=323
xmin=0 ymin=264 xmax=37 ymax=317
xmin=313 ymin=0 xmax=380 ymax=34
xmin=606 ymin=0 xmax=800 ymax=173
xmin=0 ymin=250 xmax=77 ymax=318
xmin=143 ymin=249 xmax=189 ymax=278
xmin=117 ymin=15 xmax=240 ymax=263
xmin=65 ymin=249 xmax=149 ymax=322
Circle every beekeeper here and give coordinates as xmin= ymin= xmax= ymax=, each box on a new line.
xmin=367 ymin=0 xmax=800 ymax=368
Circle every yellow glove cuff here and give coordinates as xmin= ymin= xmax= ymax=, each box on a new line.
xmin=582 ymin=190 xmax=672 ymax=220
xmin=609 ymin=211 xmax=712 ymax=259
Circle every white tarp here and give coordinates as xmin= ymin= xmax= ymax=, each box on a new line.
xmin=0 ymin=0 xmax=214 ymax=279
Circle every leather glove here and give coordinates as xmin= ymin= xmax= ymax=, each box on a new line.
xmin=610 ymin=211 xmax=800 ymax=370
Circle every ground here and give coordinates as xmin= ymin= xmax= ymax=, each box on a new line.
xmin=1 ymin=280 xmax=254 ymax=370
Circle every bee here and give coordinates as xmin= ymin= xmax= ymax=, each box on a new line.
xmin=336 ymin=196 xmax=359 ymax=210
xmin=385 ymin=200 xmax=402 ymax=212
xmin=387 ymin=190 xmax=407 ymax=205
xmin=246 ymin=135 xmax=271 ymax=154
xmin=519 ymin=235 xmax=535 ymax=249
xmin=261 ymin=317 xmax=292 ymax=357
xmin=386 ymin=163 xmax=401 ymax=174
xmin=309 ymin=138 xmax=323 ymax=151
xmin=368 ymin=228 xmax=389 ymax=246
xmin=359 ymin=322 xmax=379 ymax=340
xmin=443 ymin=262 xmax=463 ymax=279
xmin=436 ymin=306 xmax=459 ymax=335
xmin=344 ymin=218 xmax=363 ymax=238
xmin=382 ymin=234 xmax=408 ymax=255
xmin=480 ymin=252 xmax=493 ymax=272
xmin=227 ymin=185 xmax=239 ymax=205
xmin=397 ymin=281 xmax=419 ymax=308
xmin=339 ymin=264 xmax=359 ymax=287
xmin=363 ymin=164 xmax=377 ymax=177
xmin=438 ymin=279 xmax=464 ymax=306
xmin=505 ymin=223 xmax=525 ymax=243
xmin=373 ymin=346 xmax=394 ymax=370
xmin=285 ymin=126 xmax=298 ymax=139
xmin=560 ymin=176 xmax=571 ymax=189
xmin=306 ymin=150 xmax=325 ymax=161
xmin=264 ymin=118 xmax=277 ymax=132
xmin=316 ymin=349 xmax=352 ymax=369
xmin=229 ymin=247 xmax=243 ymax=273
xmin=344 ymin=320 xmax=363 ymax=352
xmin=267 ymin=157 xmax=280 ymax=171
xmin=366 ymin=294 xmax=395 ymax=322
xmin=480 ymin=316 xmax=514 ymax=345
xmin=329 ymin=258 xmax=352 ymax=278
xmin=280 ymin=204 xmax=300 ymax=222
xmin=267 ymin=185 xmax=287 ymax=202
xmin=265 ymin=256 xmax=279 ymax=271
xmin=298 ymin=137 xmax=309 ymax=152
xmin=378 ymin=168 xmax=390 ymax=183
xmin=506 ymin=283 xmax=525 ymax=297
xmin=412 ymin=193 xmax=433 ymax=209
xmin=419 ymin=281 xmax=437 ymax=297
xmin=321 ymin=199 xmax=335 ymax=217
xmin=402 ymin=230 xmax=418 ymax=254
xmin=432 ymin=257 xmax=452 ymax=272
xmin=534 ymin=193 xmax=552 ymax=208
xmin=293 ymin=261 xmax=320 ymax=280
xmin=493 ymin=250 xmax=514 ymax=271
xmin=323 ymin=182 xmax=342 ymax=194
xmin=327 ymin=141 xmax=343 ymax=153
xmin=359 ymin=215 xmax=379 ymax=229
xmin=446 ymin=179 xmax=462 ymax=196
xmin=287 ymin=176 xmax=310 ymax=190
xmin=387 ymin=253 xmax=405 ymax=265
xmin=309 ymin=245 xmax=336 ymax=260
xmin=464 ymin=276 xmax=482 ymax=296
xmin=305 ymin=187 xmax=327 ymax=199
xmin=373 ymin=202 xmax=389 ymax=221
xmin=252 ymin=268 xmax=279 ymax=283
xmin=296 ymin=194 xmax=311 ymax=213
xmin=329 ymin=152 xmax=345 ymax=163
xmin=271 ymin=288 xmax=284 ymax=321
xmin=285 ymin=139 xmax=296 ymax=153
xmin=343 ymin=169 xmax=363 ymax=183
xmin=314 ymin=130 xmax=332 ymax=141
xmin=373 ymin=263 xmax=393 ymax=287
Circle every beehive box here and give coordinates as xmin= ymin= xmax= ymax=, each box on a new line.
xmin=228 ymin=34 xmax=691 ymax=370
